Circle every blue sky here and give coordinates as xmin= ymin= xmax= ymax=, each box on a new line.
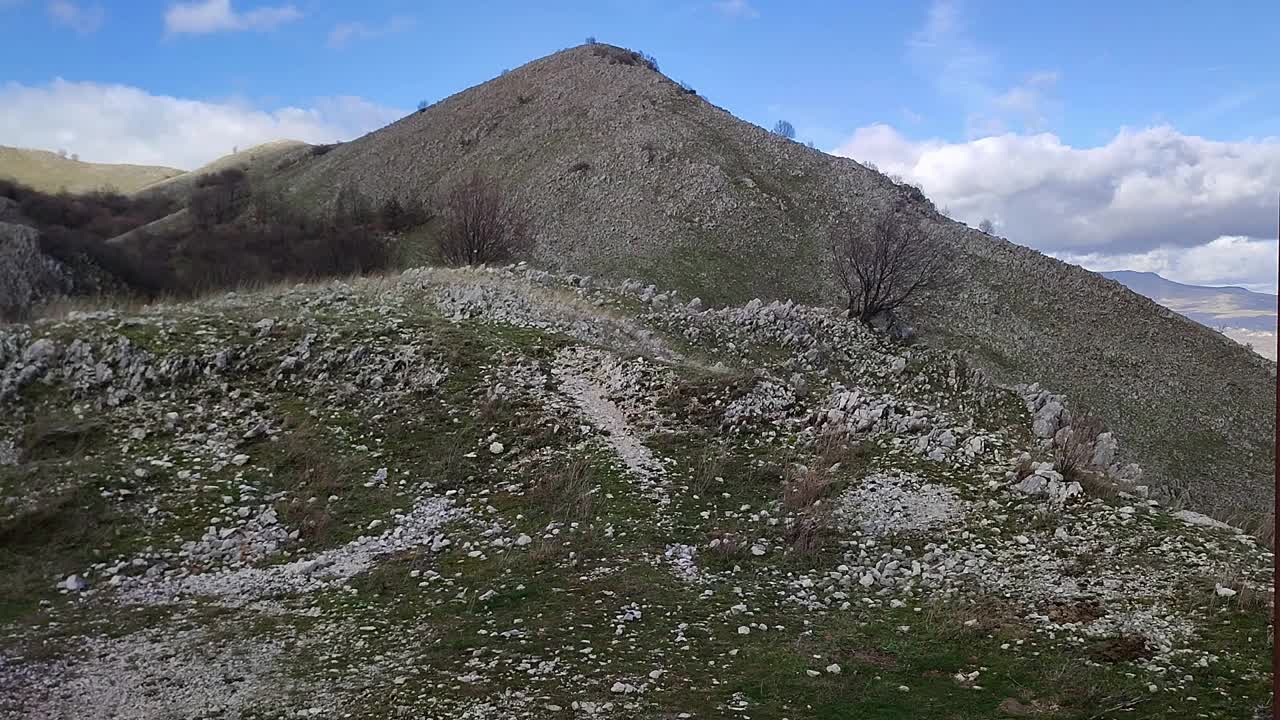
xmin=1 ymin=0 xmax=1278 ymax=293
xmin=3 ymin=1 xmax=1276 ymax=147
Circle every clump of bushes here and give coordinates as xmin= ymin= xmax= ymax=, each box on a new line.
xmin=2 ymin=172 xmax=429 ymax=305
xmin=590 ymin=44 xmax=659 ymax=72
xmin=0 ymin=178 xmax=176 ymax=239
xmin=190 ymin=169 xmax=251 ymax=228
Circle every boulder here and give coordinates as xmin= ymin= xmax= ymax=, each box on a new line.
xmin=1032 ymin=400 xmax=1064 ymax=438
xmin=0 ymin=222 xmax=72 ymax=321
xmin=1091 ymin=432 xmax=1117 ymax=467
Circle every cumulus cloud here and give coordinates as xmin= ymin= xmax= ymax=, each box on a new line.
xmin=1221 ymin=328 xmax=1277 ymax=361
xmin=833 ymin=124 xmax=1280 ymax=257
xmin=0 ymin=79 xmax=404 ymax=170
xmin=327 ymin=15 xmax=414 ymax=49
xmin=48 ymin=0 xmax=103 ymax=34
xmin=1055 ymin=237 xmax=1279 ymax=294
xmin=713 ymin=0 xmax=758 ymax=19
xmin=164 ymin=0 xmax=301 ymax=35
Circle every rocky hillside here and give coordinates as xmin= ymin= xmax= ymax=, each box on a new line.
xmin=248 ymin=43 xmax=1274 ymax=531
xmin=0 ymin=146 xmax=183 ymax=195
xmin=0 ymin=266 xmax=1272 ymax=718
xmin=1103 ymin=271 xmax=1276 ymax=360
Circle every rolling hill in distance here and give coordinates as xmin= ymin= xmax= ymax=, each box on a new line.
xmin=0 ymin=145 xmax=183 ymax=195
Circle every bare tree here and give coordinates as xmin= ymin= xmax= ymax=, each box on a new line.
xmin=978 ymin=218 xmax=995 ymax=234
xmin=829 ymin=209 xmax=950 ymax=323
xmin=771 ymin=120 xmax=795 ymax=139
xmin=439 ymin=172 xmax=531 ymax=265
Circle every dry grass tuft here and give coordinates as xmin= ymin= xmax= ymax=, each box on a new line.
xmin=782 ymin=465 xmax=832 ymax=512
xmin=690 ymin=446 xmax=726 ymax=498
xmin=1053 ymin=412 xmax=1105 ymax=482
xmin=269 ymin=416 xmax=352 ymax=544
xmin=783 ymin=508 xmax=834 ymax=557
xmin=531 ymin=456 xmax=595 ymax=522
xmin=706 ymin=532 xmax=748 ymax=562
xmin=1210 ymin=573 xmax=1274 ymax=613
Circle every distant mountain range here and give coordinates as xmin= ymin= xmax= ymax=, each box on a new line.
xmin=1103 ymin=270 xmax=1276 ymax=359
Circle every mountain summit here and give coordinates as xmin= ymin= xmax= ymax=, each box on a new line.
xmin=260 ymin=44 xmax=1275 ymax=524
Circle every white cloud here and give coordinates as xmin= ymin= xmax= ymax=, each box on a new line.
xmin=327 ymin=15 xmax=414 ymax=49
xmin=1055 ymin=237 xmax=1280 ymax=295
xmin=48 ymin=0 xmax=103 ymax=34
xmin=0 ymin=79 xmax=404 ymax=170
xmin=909 ymin=0 xmax=1060 ymax=137
xmin=164 ymin=0 xmax=301 ymax=35
xmin=833 ymin=124 xmax=1280 ymax=292
xmin=713 ymin=0 xmax=758 ymax=19
xmin=1221 ymin=328 xmax=1276 ymax=360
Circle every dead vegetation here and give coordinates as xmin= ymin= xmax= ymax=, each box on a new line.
xmin=1052 ymin=412 xmax=1105 ymax=483
xmin=268 ymin=417 xmax=355 ymax=545
xmin=782 ymin=508 xmax=834 ymax=556
xmin=21 ymin=416 xmax=103 ymax=462
xmin=589 ymin=44 xmax=659 ymax=72
xmin=531 ymin=456 xmax=595 ymax=522
xmin=828 ymin=205 xmax=951 ymax=323
xmin=438 ymin=172 xmax=532 ymax=266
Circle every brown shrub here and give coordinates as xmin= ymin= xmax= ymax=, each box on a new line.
xmin=438 ymin=172 xmax=531 ymax=266
xmin=829 ymin=204 xmax=952 ymax=322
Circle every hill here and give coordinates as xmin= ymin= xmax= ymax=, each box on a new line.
xmin=253 ymin=44 xmax=1273 ymax=529
xmin=1103 ymin=271 xmax=1276 ymax=359
xmin=0 ymin=266 xmax=1272 ymax=717
xmin=132 ymin=139 xmax=311 ymax=203
xmin=0 ymin=145 xmax=182 ymax=195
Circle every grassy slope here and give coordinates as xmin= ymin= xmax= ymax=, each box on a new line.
xmin=0 ymin=269 xmax=1271 ymax=719
xmin=0 ymin=145 xmax=183 ymax=195
xmin=132 ymin=140 xmax=312 ymax=202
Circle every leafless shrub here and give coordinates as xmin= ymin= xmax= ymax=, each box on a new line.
xmin=439 ymin=172 xmax=532 ymax=266
xmin=190 ymin=169 xmax=250 ymax=228
xmin=829 ymin=207 xmax=951 ymax=322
